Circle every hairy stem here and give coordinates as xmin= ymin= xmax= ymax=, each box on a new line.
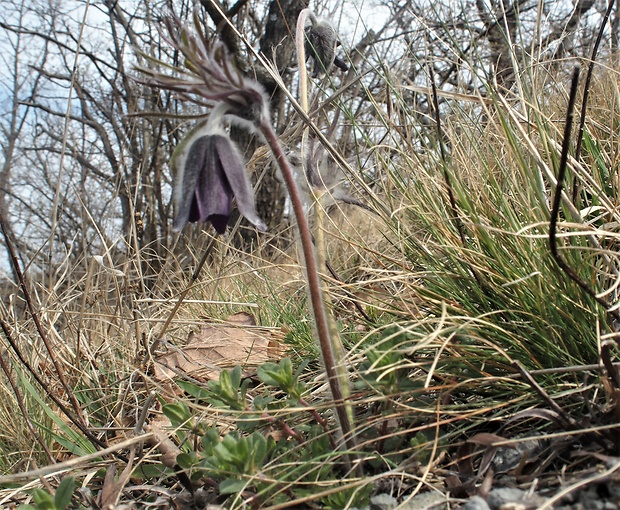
xmin=296 ymin=9 xmax=314 ymax=114
xmin=258 ymin=120 xmax=358 ymax=463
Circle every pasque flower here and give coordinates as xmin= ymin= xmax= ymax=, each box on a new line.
xmin=172 ymin=106 xmax=267 ymax=233
xmin=138 ymin=10 xmax=358 ymax=459
xmin=135 ymin=14 xmax=270 ymax=234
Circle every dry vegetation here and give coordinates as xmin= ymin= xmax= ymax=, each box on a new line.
xmin=1 ymin=0 xmax=620 ymax=508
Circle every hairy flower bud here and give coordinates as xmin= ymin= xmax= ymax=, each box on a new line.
xmin=304 ymin=19 xmax=349 ymax=77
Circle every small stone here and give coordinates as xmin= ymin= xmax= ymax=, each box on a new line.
xmin=487 ymin=488 xmax=548 ymax=510
xmin=492 ymin=438 xmax=544 ymax=474
xmin=459 ymin=496 xmax=491 ymax=510
xmin=397 ymin=491 xmax=446 ymax=509
xmin=370 ymin=493 xmax=399 ymax=510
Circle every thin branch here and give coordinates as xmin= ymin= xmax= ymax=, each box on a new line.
xmin=548 ymin=66 xmax=620 ymax=324
xmin=512 ymin=360 xmax=577 ymax=428
xmin=430 ymin=71 xmax=466 ymax=247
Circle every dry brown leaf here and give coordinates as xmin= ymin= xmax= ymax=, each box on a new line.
xmin=100 ymin=447 xmax=135 ymax=509
xmin=145 ymin=424 xmax=183 ymax=469
xmin=154 ymin=312 xmax=285 ymax=382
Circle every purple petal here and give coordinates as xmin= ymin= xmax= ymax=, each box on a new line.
xmin=173 ymin=135 xmax=234 ymax=234
xmin=173 ymin=136 xmax=209 ymax=232
xmin=208 ymin=215 xmax=229 ymax=234
xmin=188 ymin=197 xmax=201 ymax=223
xmin=195 ymin=136 xmax=233 ymax=234
xmin=213 ymin=135 xmax=267 ymax=232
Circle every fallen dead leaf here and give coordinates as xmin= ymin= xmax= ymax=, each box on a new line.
xmin=154 ymin=312 xmax=285 ymax=382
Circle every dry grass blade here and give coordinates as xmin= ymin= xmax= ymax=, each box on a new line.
xmin=0 ymin=434 xmax=153 ymax=484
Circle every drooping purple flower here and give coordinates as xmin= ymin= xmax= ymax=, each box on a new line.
xmin=134 ymin=13 xmax=271 ymax=234
xmin=173 ymin=132 xmax=267 ymax=234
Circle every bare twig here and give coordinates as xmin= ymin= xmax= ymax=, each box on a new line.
xmin=548 ymin=66 xmax=620 ymax=325
xmin=512 ymin=360 xmax=577 ymax=428
xmin=430 ymin=70 xmax=466 ymax=247
xmin=135 ymin=390 xmax=157 ymax=435
xmin=324 ymin=260 xmax=373 ymax=323
xmin=430 ymin=67 xmax=485 ymax=289
xmin=600 ymin=341 xmax=620 ymax=389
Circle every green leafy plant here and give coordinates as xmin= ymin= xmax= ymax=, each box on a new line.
xmin=155 ymin=363 xmax=373 ymax=507
xmin=17 ymin=477 xmax=76 ymax=510
xmin=205 ymin=366 xmax=250 ymax=411
xmin=178 ymin=429 xmax=271 ymax=491
xmin=257 ymin=358 xmax=305 ymax=401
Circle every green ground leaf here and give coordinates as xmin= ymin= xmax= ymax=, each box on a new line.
xmin=53 ymin=477 xmax=75 ymax=510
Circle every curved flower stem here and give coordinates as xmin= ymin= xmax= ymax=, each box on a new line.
xmin=293 ymin=9 xmax=358 ymax=471
xmin=295 ymin=9 xmax=314 ymax=114
xmin=258 ymin=120 xmax=359 ymax=467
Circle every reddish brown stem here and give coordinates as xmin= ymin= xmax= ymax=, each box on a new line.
xmin=258 ymin=120 xmax=358 ymax=461
xmin=298 ymin=397 xmax=338 ymax=449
